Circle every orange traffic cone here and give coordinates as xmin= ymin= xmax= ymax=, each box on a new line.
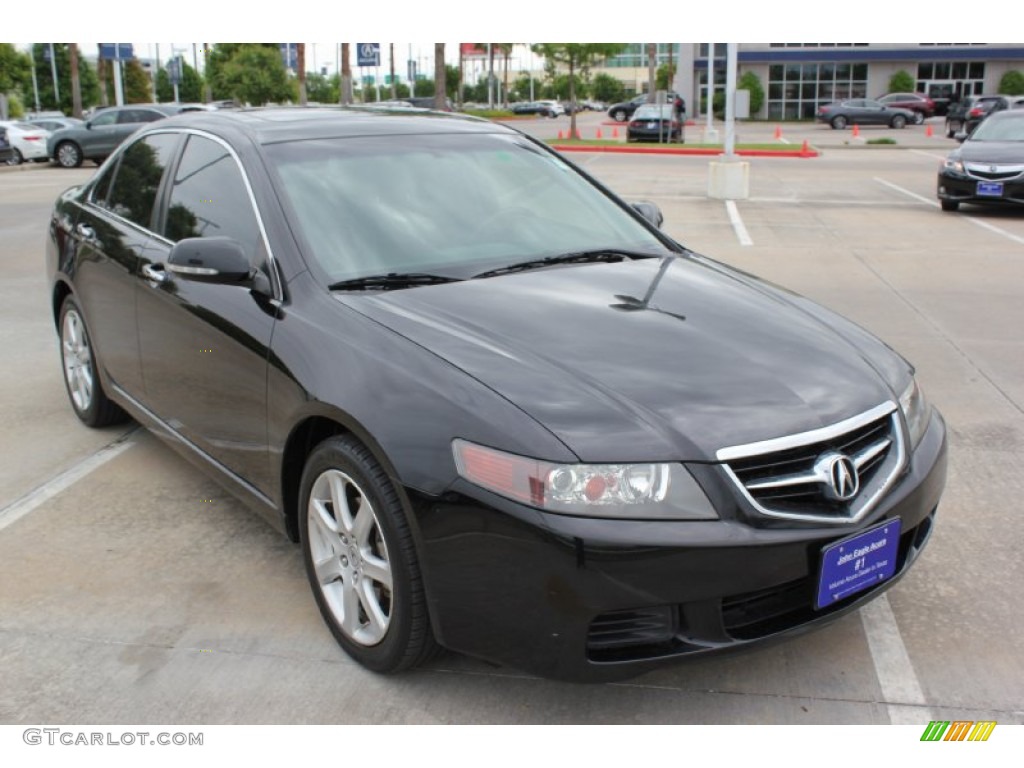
xmin=926 ymin=124 xmax=934 ymax=138
xmin=576 ymin=129 xmax=583 ymax=140
xmin=774 ymin=125 xmax=782 ymax=140
xmin=799 ymin=140 xmax=812 ymax=157
xmin=852 ymin=124 xmax=860 ymax=138
xmin=557 ymin=129 xmax=564 ymax=140
xmin=596 ymin=128 xmax=603 ymax=139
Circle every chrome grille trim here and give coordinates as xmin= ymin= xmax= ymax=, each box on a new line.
xmin=717 ymin=403 xmax=906 ymax=525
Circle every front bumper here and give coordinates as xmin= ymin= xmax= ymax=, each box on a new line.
xmin=413 ymin=410 xmax=947 ymax=682
xmin=937 ymin=170 xmax=1024 ymax=207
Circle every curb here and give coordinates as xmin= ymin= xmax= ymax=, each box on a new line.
xmin=549 ymin=144 xmax=819 ymax=158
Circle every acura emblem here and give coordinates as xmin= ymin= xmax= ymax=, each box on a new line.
xmin=815 ymin=452 xmax=860 ymax=501
xmin=990 ymin=165 xmax=998 ymax=173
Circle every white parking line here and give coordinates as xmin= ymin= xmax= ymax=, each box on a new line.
xmin=725 ymin=200 xmax=753 ymax=246
xmin=860 ymin=595 xmax=932 ymax=724
xmin=0 ymin=431 xmax=136 ymax=533
xmin=876 ymin=177 xmax=1024 ymax=246
xmin=909 ymin=149 xmax=948 ymax=162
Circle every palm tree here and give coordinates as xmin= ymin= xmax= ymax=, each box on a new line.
xmin=341 ymin=44 xmax=353 ymax=104
xmin=496 ymin=44 xmax=514 ymax=106
xmin=389 ymin=43 xmax=396 ymax=99
xmin=434 ymin=44 xmax=446 ymax=109
xmin=297 ymin=44 xmax=307 ymax=105
xmin=647 ymin=43 xmax=657 ymax=102
xmin=69 ymin=43 xmax=82 ymax=118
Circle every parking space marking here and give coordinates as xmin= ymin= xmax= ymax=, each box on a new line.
xmin=0 ymin=430 xmax=137 ymax=533
xmin=725 ymin=201 xmax=753 ymax=246
xmin=860 ymin=595 xmax=932 ymax=725
xmin=876 ymin=177 xmax=1024 ymax=246
xmin=909 ymin=149 xmax=948 ymax=162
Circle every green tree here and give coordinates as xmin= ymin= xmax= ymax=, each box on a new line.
xmin=738 ymin=70 xmax=765 ymax=115
xmin=998 ymin=70 xmax=1024 ymax=95
xmin=123 ymin=59 xmax=152 ymax=103
xmin=445 ymin=65 xmax=461 ymax=101
xmin=531 ymin=44 xmax=626 ymax=136
xmin=219 ymin=45 xmax=293 ymax=105
xmin=156 ymin=59 xmax=204 ymax=103
xmin=0 ymin=44 xmax=32 ymax=96
xmin=590 ymin=72 xmax=624 ymax=103
xmin=30 ymin=44 xmax=100 ymax=113
xmin=656 ymin=62 xmax=677 ymax=91
xmin=888 ymin=69 xmax=915 ymax=93
xmin=205 ymin=44 xmax=281 ymax=101
xmin=305 ymin=72 xmax=339 ymax=103
xmin=550 ymin=73 xmax=587 ymax=100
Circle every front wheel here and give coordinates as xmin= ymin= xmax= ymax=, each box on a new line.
xmin=912 ymin=111 xmax=925 ymax=125
xmin=299 ymin=435 xmax=438 ymax=673
xmin=891 ymin=115 xmax=907 ymax=129
xmin=831 ymin=115 xmax=848 ymax=130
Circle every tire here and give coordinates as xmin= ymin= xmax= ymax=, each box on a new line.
xmin=940 ymin=200 xmax=960 ymax=212
xmin=58 ymin=296 xmax=129 ymax=427
xmin=946 ymin=119 xmax=960 ymax=139
xmin=891 ymin=115 xmax=907 ymax=129
xmin=912 ymin=111 xmax=925 ymax=125
xmin=299 ymin=435 xmax=438 ymax=673
xmin=56 ymin=141 xmax=83 ymax=168
xmin=613 ymin=109 xmax=627 ymax=122
xmin=10 ymin=148 xmax=23 ymax=165
xmin=831 ymin=115 xmax=848 ymax=130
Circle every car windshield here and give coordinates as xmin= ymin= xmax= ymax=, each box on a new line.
xmin=969 ymin=117 xmax=1024 ymax=142
xmin=264 ymin=132 xmax=671 ymax=283
xmin=634 ymin=105 xmax=672 ymax=119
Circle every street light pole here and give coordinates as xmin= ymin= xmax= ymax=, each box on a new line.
xmin=48 ymin=43 xmax=60 ymax=106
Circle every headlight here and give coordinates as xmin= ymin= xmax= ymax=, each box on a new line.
xmin=943 ymin=156 xmax=964 ymax=174
xmin=452 ymin=439 xmax=717 ymax=520
xmin=899 ymin=378 xmax=931 ymax=448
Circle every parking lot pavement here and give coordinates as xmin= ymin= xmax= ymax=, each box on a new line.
xmin=1 ymin=158 xmax=1022 ymax=725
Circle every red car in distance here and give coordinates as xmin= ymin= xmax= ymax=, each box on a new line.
xmin=876 ymin=92 xmax=936 ymax=124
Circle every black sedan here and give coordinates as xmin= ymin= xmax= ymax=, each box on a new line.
xmin=627 ymin=104 xmax=683 ymax=142
xmin=0 ymin=126 xmax=13 ymax=164
xmin=938 ymin=109 xmax=1024 ymax=211
xmin=816 ymin=99 xmax=915 ymax=129
xmin=46 ymin=108 xmax=946 ymax=682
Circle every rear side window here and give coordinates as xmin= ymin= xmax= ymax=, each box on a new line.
xmin=90 ymin=112 xmax=117 ymax=127
xmin=164 ymin=135 xmax=263 ymax=265
xmin=103 ymin=133 xmax=179 ymax=229
xmin=118 ymin=109 xmax=163 ymax=124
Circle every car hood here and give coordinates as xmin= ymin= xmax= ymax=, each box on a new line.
xmin=955 ymin=141 xmax=1024 ymax=163
xmin=339 ymin=256 xmax=905 ymax=462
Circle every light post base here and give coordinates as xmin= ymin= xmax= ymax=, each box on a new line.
xmin=707 ymin=158 xmax=750 ymax=200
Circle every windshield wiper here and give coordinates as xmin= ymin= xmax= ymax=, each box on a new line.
xmin=327 ymin=272 xmax=462 ymax=291
xmin=472 ymin=249 xmax=661 ymax=279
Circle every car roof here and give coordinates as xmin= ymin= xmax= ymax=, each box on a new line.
xmin=147 ymin=106 xmax=516 ymax=145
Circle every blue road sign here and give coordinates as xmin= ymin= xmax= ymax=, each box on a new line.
xmin=167 ymin=56 xmax=183 ymax=85
xmin=98 ymin=43 xmax=134 ymax=61
xmin=279 ymin=43 xmax=298 ymax=71
xmin=357 ymin=43 xmax=380 ymax=67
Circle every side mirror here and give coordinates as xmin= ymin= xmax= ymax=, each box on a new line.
xmin=955 ymin=131 xmax=969 ymax=143
xmin=631 ymin=201 xmax=664 ymax=229
xmin=85 ymin=121 xmax=92 ymax=129
xmin=167 ymin=237 xmax=253 ymax=284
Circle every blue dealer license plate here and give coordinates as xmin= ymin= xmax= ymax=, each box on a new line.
xmin=816 ymin=519 xmax=901 ymax=609
xmin=977 ymin=181 xmax=1003 ymax=197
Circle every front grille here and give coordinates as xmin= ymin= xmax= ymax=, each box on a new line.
xmin=965 ymin=163 xmax=1024 ymax=182
xmin=720 ymin=405 xmax=904 ymax=523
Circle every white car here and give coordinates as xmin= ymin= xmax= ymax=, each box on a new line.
xmin=0 ymin=121 xmax=51 ymax=164
xmin=536 ymin=100 xmax=565 ymax=117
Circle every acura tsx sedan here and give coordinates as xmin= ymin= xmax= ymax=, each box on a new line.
xmin=46 ymin=107 xmax=947 ymax=682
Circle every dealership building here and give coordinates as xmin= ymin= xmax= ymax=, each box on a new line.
xmin=591 ymin=44 xmax=1024 ymax=119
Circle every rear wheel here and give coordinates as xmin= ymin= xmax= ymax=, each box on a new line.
xmin=58 ymin=296 xmax=129 ymax=427
xmin=940 ymin=200 xmax=960 ymax=212
xmin=299 ymin=435 xmax=438 ymax=673
xmin=56 ymin=141 xmax=83 ymax=168
xmin=613 ymin=109 xmax=627 ymax=122
xmin=10 ymin=148 xmax=24 ymax=165
xmin=891 ymin=115 xmax=907 ymax=129
xmin=912 ymin=111 xmax=925 ymax=125
xmin=831 ymin=115 xmax=848 ymax=130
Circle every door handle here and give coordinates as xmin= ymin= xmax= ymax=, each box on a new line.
xmin=75 ymin=223 xmax=95 ymax=240
xmin=141 ymin=263 xmax=169 ymax=284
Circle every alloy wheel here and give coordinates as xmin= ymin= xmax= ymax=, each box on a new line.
xmin=307 ymin=469 xmax=393 ymax=646
xmin=61 ymin=308 xmax=94 ymax=413
xmin=57 ymin=142 xmax=81 ymax=168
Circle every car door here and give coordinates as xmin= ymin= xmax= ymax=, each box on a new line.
xmin=80 ymin=110 xmax=123 ymax=156
xmin=68 ymin=132 xmax=180 ymax=396
xmin=135 ymin=132 xmax=278 ymax=494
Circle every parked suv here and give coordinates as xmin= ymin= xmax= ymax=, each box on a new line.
xmin=47 ymin=103 xmax=203 ymax=168
xmin=876 ymin=92 xmax=935 ymax=124
xmin=945 ymin=95 xmax=1012 ymax=138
